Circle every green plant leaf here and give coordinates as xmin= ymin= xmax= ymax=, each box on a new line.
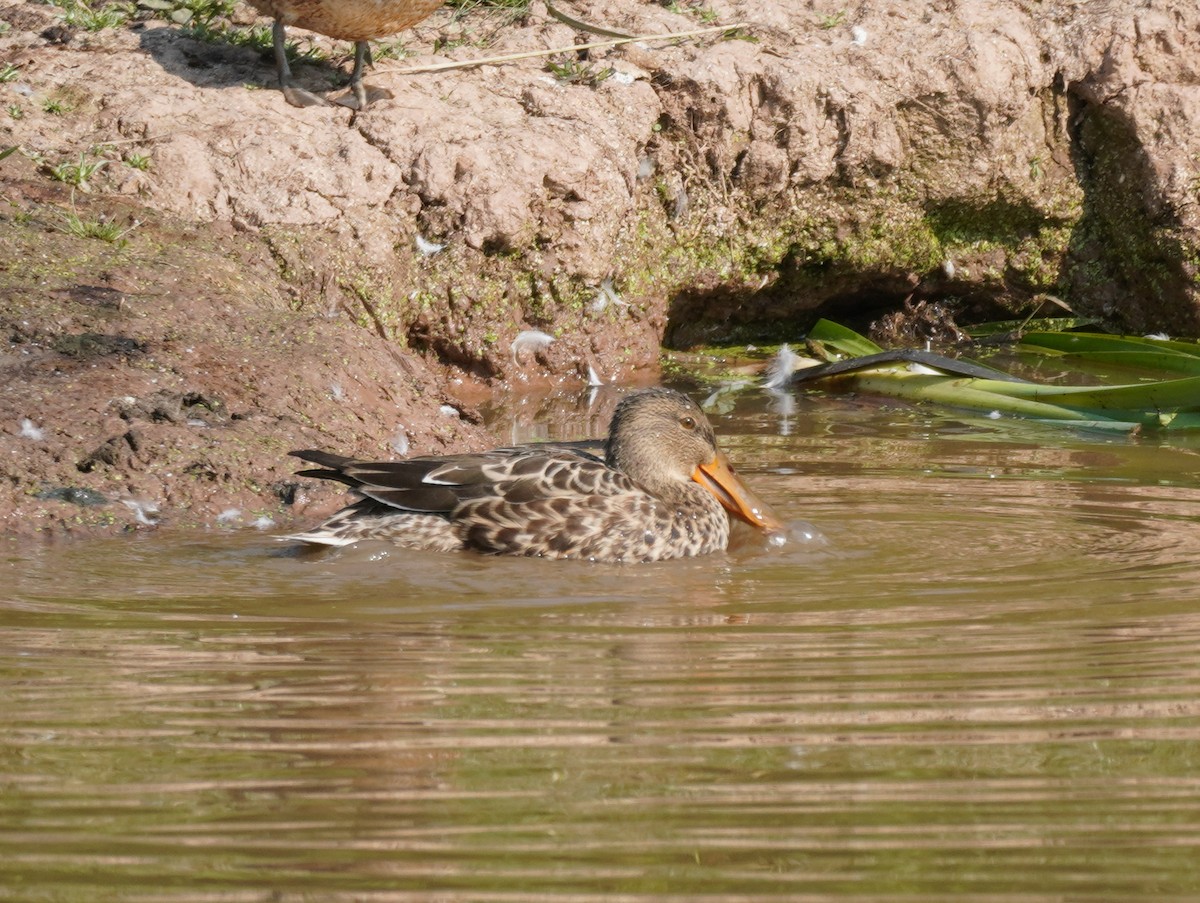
xmin=1055 ymin=351 xmax=1200 ymax=377
xmin=1020 ymin=331 xmax=1200 ymax=359
xmin=964 ymin=373 xmax=1200 ymax=412
xmin=791 ymin=320 xmax=1200 ymax=431
xmin=806 ymin=318 xmax=884 ymax=357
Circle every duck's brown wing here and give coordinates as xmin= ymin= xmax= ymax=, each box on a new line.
xmin=290 ymin=445 xmax=627 ymax=515
xmin=292 ymin=450 xmax=475 ymax=512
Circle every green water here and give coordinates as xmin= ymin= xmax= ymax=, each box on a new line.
xmin=3 ymin=387 xmax=1200 ymax=901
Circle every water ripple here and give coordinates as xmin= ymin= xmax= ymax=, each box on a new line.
xmin=5 ymin=393 xmax=1200 ymax=898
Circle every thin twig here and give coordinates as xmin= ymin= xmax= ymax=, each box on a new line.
xmin=380 ymin=21 xmax=750 ymax=76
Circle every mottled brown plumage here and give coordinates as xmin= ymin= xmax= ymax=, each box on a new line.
xmin=246 ymin=0 xmax=446 ymax=108
xmin=286 ymin=388 xmax=785 ymax=562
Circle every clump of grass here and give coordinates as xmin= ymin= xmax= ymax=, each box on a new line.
xmin=57 ymin=206 xmax=140 ymax=244
xmin=432 ymin=34 xmax=472 ymax=52
xmin=6 ymin=106 xmax=23 ymax=120
xmin=721 ymin=27 xmax=757 ymax=43
xmin=45 ymin=154 xmax=108 ymax=191
xmin=218 ymin=24 xmax=278 ymax=54
xmin=140 ymin=0 xmax=321 ymax=65
xmin=371 ymin=40 xmax=411 ymax=63
xmin=0 ymin=63 xmax=19 ymax=84
xmin=48 ymin=0 xmax=135 ymax=31
xmin=149 ymin=0 xmax=236 ymax=26
xmin=124 ymin=151 xmax=152 ymax=171
xmin=445 ymin=0 xmax=531 ymax=11
xmin=661 ymin=0 xmax=722 ymax=20
xmin=42 ymin=98 xmax=69 ymax=115
xmin=546 ymin=56 xmax=613 ymax=87
xmin=186 ymin=17 xmax=326 ymax=66
xmin=445 ymin=0 xmax=530 ymax=27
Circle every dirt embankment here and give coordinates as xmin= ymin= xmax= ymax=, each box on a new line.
xmin=1 ymin=0 xmax=1198 ymax=538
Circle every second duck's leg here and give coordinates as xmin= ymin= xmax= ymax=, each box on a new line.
xmin=336 ymin=41 xmax=393 ymax=109
xmin=273 ymin=20 xmax=328 ymax=108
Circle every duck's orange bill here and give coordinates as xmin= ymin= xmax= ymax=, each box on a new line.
xmin=692 ymin=451 xmax=786 ymax=534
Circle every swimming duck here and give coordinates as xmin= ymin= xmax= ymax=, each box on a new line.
xmin=245 ymin=0 xmax=446 ymax=109
xmin=286 ymin=387 xmax=785 ymax=562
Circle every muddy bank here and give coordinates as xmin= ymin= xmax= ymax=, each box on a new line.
xmin=1 ymin=0 xmax=1198 ymax=537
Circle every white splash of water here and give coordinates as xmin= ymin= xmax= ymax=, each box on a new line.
xmin=216 ymin=508 xmax=242 ymax=525
xmin=121 ymin=498 xmax=159 ymax=526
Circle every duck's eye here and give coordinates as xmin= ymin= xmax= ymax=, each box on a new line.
xmin=679 ymin=416 xmax=697 ymax=430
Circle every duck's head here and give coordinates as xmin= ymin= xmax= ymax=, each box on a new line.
xmin=605 ymin=388 xmax=785 ymax=534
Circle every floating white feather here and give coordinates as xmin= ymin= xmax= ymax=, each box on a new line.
xmin=510 ymin=329 xmax=555 ymax=361
xmin=763 ymin=344 xmax=799 ymax=389
xmin=391 ymin=424 xmax=410 ymax=456
xmin=590 ymin=278 xmax=628 ymax=314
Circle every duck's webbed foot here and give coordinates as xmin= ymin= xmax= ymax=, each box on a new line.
xmin=283 ymin=85 xmax=331 ymax=108
xmin=271 ymin=20 xmax=330 ymax=108
xmin=332 ymin=40 xmax=392 ymax=110
xmin=333 ymin=84 xmax=393 ymax=109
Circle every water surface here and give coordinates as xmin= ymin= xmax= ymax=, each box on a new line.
xmin=4 ymin=386 xmax=1200 ymax=901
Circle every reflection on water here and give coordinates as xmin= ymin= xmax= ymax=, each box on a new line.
xmin=4 ymin=385 xmax=1200 ymax=899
